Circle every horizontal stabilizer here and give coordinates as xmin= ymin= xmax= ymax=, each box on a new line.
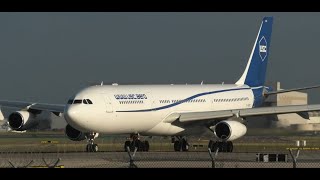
xmin=265 ymin=84 xmax=320 ymax=96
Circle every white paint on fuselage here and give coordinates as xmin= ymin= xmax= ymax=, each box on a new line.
xmin=64 ymin=84 xmax=254 ymax=136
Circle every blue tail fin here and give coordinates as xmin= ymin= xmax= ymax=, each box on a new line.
xmin=236 ymin=17 xmax=273 ymax=87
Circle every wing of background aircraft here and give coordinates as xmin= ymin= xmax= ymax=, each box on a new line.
xmin=0 ymin=100 xmax=65 ymax=116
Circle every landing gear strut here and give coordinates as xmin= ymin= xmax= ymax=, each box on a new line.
xmin=208 ymin=140 xmax=233 ymax=152
xmin=172 ymin=136 xmax=189 ymax=152
xmin=86 ymin=132 xmax=98 ymax=152
xmin=124 ymin=133 xmax=149 ymax=152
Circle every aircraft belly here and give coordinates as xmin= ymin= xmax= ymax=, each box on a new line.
xmin=98 ymin=112 xmax=160 ymax=134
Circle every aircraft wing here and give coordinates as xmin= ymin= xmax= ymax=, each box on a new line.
xmin=0 ymin=100 xmax=65 ymax=114
xmin=170 ymin=104 xmax=320 ymax=123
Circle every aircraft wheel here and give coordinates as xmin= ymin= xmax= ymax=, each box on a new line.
xmin=86 ymin=144 xmax=91 ymax=152
xmin=208 ymin=140 xmax=214 ymax=150
xmin=174 ymin=140 xmax=181 ymax=151
xmin=227 ymin=141 xmax=233 ymax=152
xmin=144 ymin=141 xmax=150 ymax=152
xmin=92 ymin=144 xmax=98 ymax=152
xmin=131 ymin=140 xmax=142 ymax=152
xmin=86 ymin=144 xmax=97 ymax=152
xmin=124 ymin=141 xmax=131 ymax=152
xmin=182 ymin=139 xmax=189 ymax=152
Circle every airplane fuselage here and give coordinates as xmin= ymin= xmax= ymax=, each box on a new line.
xmin=64 ymin=84 xmax=256 ymax=136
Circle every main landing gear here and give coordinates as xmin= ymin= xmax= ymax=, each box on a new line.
xmin=208 ymin=140 xmax=233 ymax=152
xmin=172 ymin=136 xmax=189 ymax=152
xmin=124 ymin=133 xmax=150 ymax=152
xmin=86 ymin=132 xmax=98 ymax=152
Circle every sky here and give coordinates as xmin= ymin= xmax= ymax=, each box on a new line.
xmin=0 ymin=12 xmax=320 ymax=104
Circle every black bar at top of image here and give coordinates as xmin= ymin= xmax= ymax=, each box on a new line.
xmin=0 ymin=0 xmax=320 ymax=12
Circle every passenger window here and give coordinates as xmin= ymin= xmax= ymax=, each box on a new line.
xmin=73 ymin=100 xmax=82 ymax=104
xmin=87 ymin=99 xmax=93 ymax=104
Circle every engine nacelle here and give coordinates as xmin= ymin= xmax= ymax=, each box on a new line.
xmin=65 ymin=124 xmax=86 ymax=141
xmin=214 ymin=120 xmax=247 ymax=141
xmin=8 ymin=111 xmax=38 ymax=131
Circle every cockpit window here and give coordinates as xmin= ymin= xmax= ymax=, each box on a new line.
xmin=67 ymin=99 xmax=74 ymax=104
xmin=68 ymin=99 xmax=93 ymax=105
xmin=73 ymin=99 xmax=82 ymax=104
xmin=86 ymin=99 xmax=93 ymax=104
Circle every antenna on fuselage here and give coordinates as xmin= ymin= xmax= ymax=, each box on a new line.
xmin=201 ymin=81 xmax=204 ymax=85
xmin=101 ymin=81 xmax=104 ymax=86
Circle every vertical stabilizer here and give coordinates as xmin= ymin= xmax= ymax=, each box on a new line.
xmin=236 ymin=17 xmax=273 ymax=87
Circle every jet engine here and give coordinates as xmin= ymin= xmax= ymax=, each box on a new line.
xmin=8 ymin=111 xmax=39 ymax=131
xmin=65 ymin=124 xmax=86 ymax=141
xmin=214 ymin=120 xmax=247 ymax=141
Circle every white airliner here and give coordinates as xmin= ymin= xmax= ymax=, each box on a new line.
xmin=2 ymin=16 xmax=320 ymax=152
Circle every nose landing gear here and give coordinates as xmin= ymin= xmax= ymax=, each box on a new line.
xmin=86 ymin=132 xmax=98 ymax=152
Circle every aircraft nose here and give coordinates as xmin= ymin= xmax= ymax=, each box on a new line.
xmin=64 ymin=106 xmax=81 ymax=125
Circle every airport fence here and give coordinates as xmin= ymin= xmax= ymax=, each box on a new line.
xmin=0 ymin=149 xmax=320 ymax=168
xmin=0 ymin=135 xmax=320 ymax=168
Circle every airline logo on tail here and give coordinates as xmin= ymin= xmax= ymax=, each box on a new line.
xmin=259 ymin=36 xmax=267 ymax=61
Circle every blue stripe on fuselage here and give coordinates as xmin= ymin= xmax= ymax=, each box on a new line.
xmin=116 ymin=87 xmax=252 ymax=112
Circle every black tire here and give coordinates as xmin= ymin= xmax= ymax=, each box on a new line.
xmin=173 ymin=140 xmax=181 ymax=151
xmin=124 ymin=141 xmax=131 ymax=152
xmin=208 ymin=140 xmax=214 ymax=150
xmin=212 ymin=141 xmax=219 ymax=152
xmin=92 ymin=144 xmax=98 ymax=152
xmin=171 ymin=137 xmax=175 ymax=143
xmin=219 ymin=142 xmax=228 ymax=152
xmin=182 ymin=139 xmax=189 ymax=152
xmin=144 ymin=141 xmax=150 ymax=152
xmin=131 ymin=140 xmax=141 ymax=152
xmin=227 ymin=141 xmax=233 ymax=152
xmin=138 ymin=140 xmax=145 ymax=151
xmin=86 ymin=144 xmax=91 ymax=152
xmin=215 ymin=142 xmax=223 ymax=152
xmin=86 ymin=144 xmax=98 ymax=152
